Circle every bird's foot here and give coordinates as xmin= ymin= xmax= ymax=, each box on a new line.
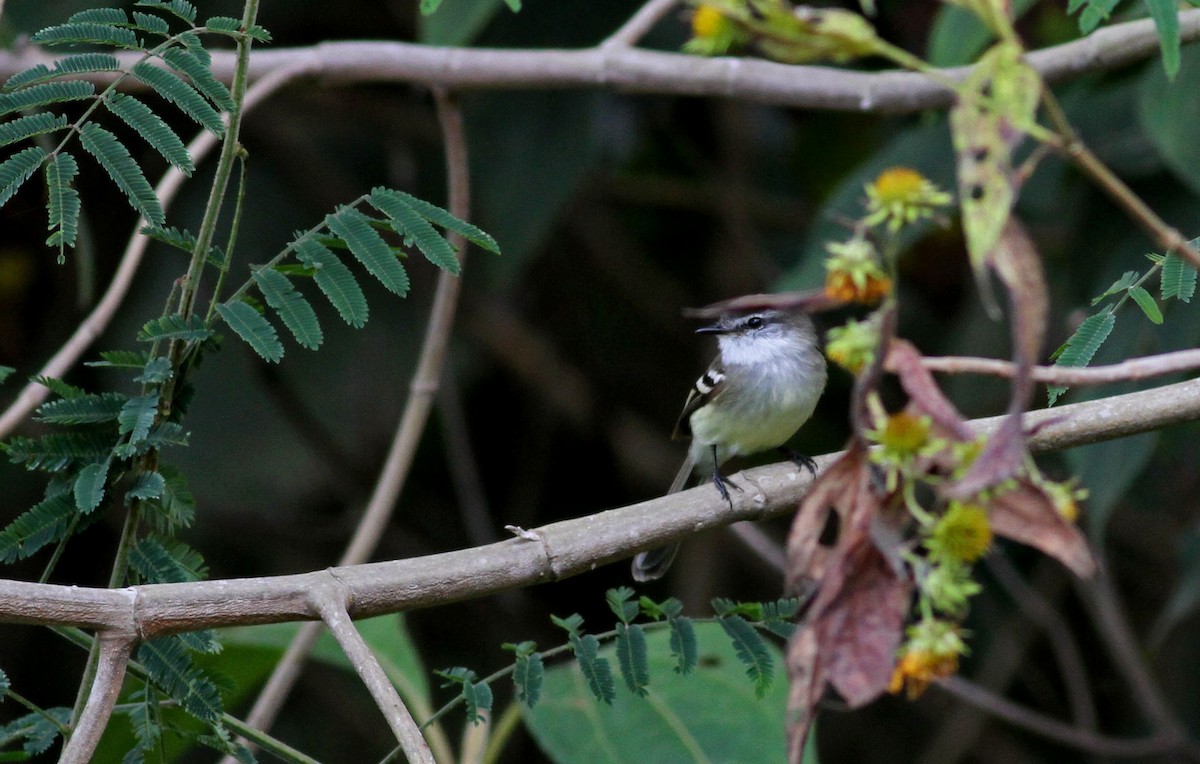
xmin=778 ymin=447 xmax=818 ymax=478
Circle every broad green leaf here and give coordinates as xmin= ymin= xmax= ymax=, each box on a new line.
xmin=74 ymin=459 xmax=111 ymax=512
xmin=325 ymin=207 xmax=410 ymax=296
xmin=79 ymin=122 xmax=164 ymax=226
xmin=1129 ymin=285 xmax=1164 ymax=324
xmin=215 ymin=301 xmax=284 ymax=363
xmin=130 ymin=61 xmax=224 ymax=136
xmin=106 ymin=93 xmax=194 ymax=174
xmin=293 ymin=238 xmax=368 ymax=327
xmin=253 ymin=268 xmax=323 ymax=350
xmin=45 ymin=152 xmax=81 ymax=256
xmin=1143 ymin=0 xmax=1181 ymax=78
xmin=0 ymin=145 xmax=47 ymax=207
xmin=1047 ymin=311 xmax=1116 ymax=405
xmin=0 ymin=112 xmax=68 ymax=148
xmin=0 ymin=81 xmax=94 ymax=117
xmin=524 ymin=622 xmax=788 ymax=764
xmin=1162 ymin=252 xmax=1197 ymax=302
xmin=370 ymin=188 xmax=461 ymax=274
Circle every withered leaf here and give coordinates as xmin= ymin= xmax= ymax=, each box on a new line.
xmin=987 ymin=478 xmax=1097 ymax=578
xmin=885 ymin=339 xmax=973 ymax=440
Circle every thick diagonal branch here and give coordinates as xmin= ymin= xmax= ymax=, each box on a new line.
xmin=59 ymin=631 xmax=135 ymax=764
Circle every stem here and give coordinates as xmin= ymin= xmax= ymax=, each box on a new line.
xmin=4 ymin=689 xmax=72 ymax=733
xmin=204 ymin=147 xmax=250 ymax=322
xmin=480 ymin=702 xmax=523 ymax=764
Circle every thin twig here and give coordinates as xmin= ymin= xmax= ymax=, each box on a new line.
xmin=935 ymin=675 xmax=1196 ymax=758
xmin=910 ymin=348 xmax=1200 ymax=385
xmin=311 ymin=587 xmax=435 ymax=764
xmin=0 ymin=60 xmax=313 ymax=440
xmin=601 ymin=0 xmax=680 ymax=48
xmin=59 ymin=631 xmax=135 ymax=764
xmin=224 ymin=90 xmax=473 ymax=761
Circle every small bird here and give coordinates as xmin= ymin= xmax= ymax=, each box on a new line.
xmin=631 ymin=306 xmax=828 ymax=582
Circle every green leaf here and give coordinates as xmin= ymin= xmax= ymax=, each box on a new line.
xmin=204 ymin=16 xmax=242 ymax=33
xmin=0 ymin=492 xmax=76 ymax=563
xmin=106 ymin=93 xmax=195 ymax=175
xmin=719 ymin=615 xmax=774 ymax=698
xmin=1091 ymin=270 xmax=1138 ymax=305
xmin=1144 ymin=0 xmax=1181 ymax=78
xmin=0 ymin=146 xmax=47 ymax=208
xmin=216 ymin=301 xmax=284 ymax=363
xmin=550 ymin=613 xmax=584 ymax=637
xmin=293 ymin=238 xmax=368 ymax=327
xmin=137 ymin=637 xmax=223 ymax=723
xmin=1129 ymin=285 xmax=1164 ymax=324
xmin=131 ymin=10 xmax=171 ymax=34
xmin=87 ymin=349 xmax=151 ymax=368
xmin=614 ymin=623 xmax=649 ymax=697
xmin=137 ymin=314 xmax=212 ymax=342
xmin=129 ymin=535 xmax=207 ymax=583
xmin=31 ymin=21 xmax=140 ymax=48
xmin=253 ymin=268 xmax=323 ymax=350
xmin=369 ymin=189 xmax=460 ymax=274
xmin=118 ymin=394 xmax=160 ymax=444
xmin=3 ymin=430 xmax=115 ymax=472
xmin=134 ymin=357 xmax=173 ymax=384
xmin=136 ymin=0 xmax=198 ymax=24
xmin=605 ymin=587 xmax=638 ymax=624
xmin=0 ymin=112 xmax=68 ymax=148
xmin=79 ymin=122 xmax=164 ymax=226
xmin=669 ymin=616 xmax=698 ymax=675
xmin=1047 ymin=311 xmax=1117 ymax=405
xmin=374 ymin=187 xmax=500 ymax=254
xmin=128 ymin=470 xmax=166 ymax=502
xmin=512 ymin=649 xmax=544 ymax=707
xmin=1162 ymin=252 xmax=1198 ymax=302
xmin=0 ymin=365 xmax=13 ymax=384
xmin=157 ymin=464 xmax=196 ymax=529
xmin=1069 ymin=0 xmax=1120 ymax=33
xmin=326 ymin=207 xmax=410 ymax=296
xmin=45 ymin=152 xmax=81 ymax=255
xmin=4 ymin=707 xmax=72 ymax=756
xmin=67 ymin=7 xmax=128 ymax=24
xmin=161 ymin=48 xmax=234 ymax=111
xmin=124 ymin=694 xmax=162 ymax=754
xmin=5 ymin=54 xmax=121 ymax=90
xmin=74 ymin=459 xmax=111 ymax=513
xmin=141 ymin=224 xmax=198 ymax=253
xmin=0 ymin=81 xmax=94 ymax=117
xmin=524 ymin=622 xmax=788 ymax=763
xmin=130 ymin=61 xmax=224 ymax=136
xmin=36 ymin=391 xmax=126 ymax=425
xmin=569 ymin=633 xmax=616 ymax=704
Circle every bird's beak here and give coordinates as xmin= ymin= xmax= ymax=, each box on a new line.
xmin=695 ymin=321 xmax=727 ymax=335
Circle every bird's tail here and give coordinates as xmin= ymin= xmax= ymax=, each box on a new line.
xmin=631 ymin=453 xmax=695 ymax=582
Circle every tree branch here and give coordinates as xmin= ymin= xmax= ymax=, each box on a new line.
xmin=1 ymin=11 xmax=1197 ymax=114
xmin=909 ymin=349 xmax=1200 ymax=386
xmin=3 ymin=376 xmax=1200 ymax=635
xmin=59 ymin=631 xmax=135 ymax=764
xmin=312 ymin=586 xmax=435 ymax=764
xmin=601 ymin=0 xmax=680 ymax=48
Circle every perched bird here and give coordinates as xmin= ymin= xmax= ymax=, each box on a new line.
xmin=632 ymin=307 xmax=827 ymax=582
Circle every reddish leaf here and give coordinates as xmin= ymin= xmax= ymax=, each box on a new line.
xmin=885 ymin=339 xmax=973 ymax=440
xmin=988 ymin=479 xmax=1097 ymax=578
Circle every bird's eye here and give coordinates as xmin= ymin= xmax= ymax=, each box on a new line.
xmin=746 ymin=315 xmax=764 ymax=329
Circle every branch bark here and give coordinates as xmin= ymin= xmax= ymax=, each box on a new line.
xmin=59 ymin=631 xmax=135 ymax=764
xmin=909 ymin=348 xmax=1200 ymax=386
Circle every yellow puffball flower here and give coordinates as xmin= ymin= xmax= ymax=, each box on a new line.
xmin=930 ymin=502 xmax=992 ymax=563
xmin=864 ymin=166 xmax=952 ymax=232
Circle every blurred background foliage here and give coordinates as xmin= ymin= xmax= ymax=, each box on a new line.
xmin=1 ymin=0 xmax=1199 ymax=761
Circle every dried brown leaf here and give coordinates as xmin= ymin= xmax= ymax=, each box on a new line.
xmin=885 ymin=339 xmax=973 ymax=440
xmin=987 ymin=479 xmax=1097 ymax=577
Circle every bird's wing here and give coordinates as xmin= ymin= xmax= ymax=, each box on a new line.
xmin=672 ymin=358 xmax=726 ymax=441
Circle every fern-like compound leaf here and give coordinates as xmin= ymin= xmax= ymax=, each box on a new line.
xmin=512 ymin=650 xmax=544 ymax=707
xmin=161 ymin=48 xmax=234 ymax=112
xmin=74 ymin=459 xmax=112 ymax=513
xmin=605 ymin=586 xmax=639 ymax=624
xmin=130 ymin=535 xmax=207 ymax=583
xmin=374 ymin=187 xmax=500 ymax=254
xmin=668 ymin=616 xmax=698 ymax=675
xmin=369 ymin=188 xmax=460 ymax=275
xmin=1047 ymin=311 xmax=1117 ymax=405
xmin=118 ymin=393 xmax=160 ymax=444
xmin=294 ymin=237 xmax=368 ymax=327
xmin=1162 ymin=251 xmax=1198 ymax=303
xmin=0 ymin=80 xmax=94 ymax=117
xmin=253 ymin=268 xmax=323 ymax=350
xmin=614 ymin=622 xmax=650 ymax=697
xmin=67 ymin=7 xmax=128 ymax=24
xmin=3 ymin=430 xmax=115 ymax=472
xmin=32 ymin=21 xmax=140 ymax=49
xmin=2 ymin=53 xmax=120 ymax=91
xmin=106 ymin=93 xmax=194 ymax=174
xmin=0 ymin=145 xmax=47 ymax=207
xmin=130 ymin=61 xmax=224 ymax=136
xmin=137 ymin=314 xmax=212 ymax=342
xmin=570 ymin=633 xmax=616 ymax=704
xmin=136 ymin=0 xmax=197 ymax=24
xmin=326 ymin=207 xmax=410 ymax=296
xmin=45 ymin=152 xmax=81 ymax=257
xmin=137 ymin=637 xmax=223 ymax=724
xmin=131 ymin=10 xmax=171 ymax=34
xmin=719 ymin=614 xmax=774 ymax=698
xmin=79 ymin=122 xmax=165 ymax=225
xmin=141 ymin=224 xmax=198 ymax=254
xmin=0 ymin=491 xmax=75 ymax=563
xmin=0 ymin=112 xmax=68 ymax=148
xmin=36 ymin=391 xmax=126 ymax=425
xmin=216 ymin=301 xmax=284 ymax=363
xmin=127 ymin=470 xmax=166 ymax=502
xmin=203 ymin=16 xmax=241 ymax=33
xmin=87 ymin=350 xmax=151 ymax=368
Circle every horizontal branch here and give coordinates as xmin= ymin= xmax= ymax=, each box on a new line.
xmin=1 ymin=376 xmax=1199 ymax=635
xmin=0 ymin=11 xmax=1198 ymax=113
xmin=912 ymin=349 xmax=1200 ymax=385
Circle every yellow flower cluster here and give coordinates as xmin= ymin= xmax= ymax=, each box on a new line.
xmin=864 ymin=166 xmax=952 ymax=232
xmin=823 ymin=236 xmax=892 ymax=305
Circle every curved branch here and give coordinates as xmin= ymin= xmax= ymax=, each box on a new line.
xmin=59 ymin=631 xmax=135 ymax=764
xmin=3 ymin=376 xmax=1200 ymax=635
xmin=0 ymin=61 xmax=315 ymax=440
xmin=1 ymin=11 xmax=1197 ymax=114
xmin=910 ymin=349 xmax=1200 ymax=385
